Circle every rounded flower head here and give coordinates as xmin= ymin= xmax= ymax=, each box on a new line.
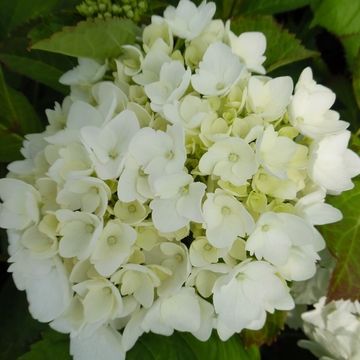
xmin=1 ymin=1 xmax=358 ymax=358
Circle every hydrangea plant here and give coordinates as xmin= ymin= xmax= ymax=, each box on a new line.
xmin=0 ymin=0 xmax=359 ymax=359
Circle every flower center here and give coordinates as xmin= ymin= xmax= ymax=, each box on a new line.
xmin=203 ymin=244 xmax=212 ymax=251
xmin=108 ymin=149 xmax=118 ymax=159
xmin=228 ymin=153 xmax=239 ymax=162
xmin=128 ymin=204 xmax=137 ymax=213
xmin=85 ymin=224 xmax=95 ymax=233
xmin=180 ymin=186 xmax=189 ymax=196
xmin=138 ymin=167 xmax=146 ymax=177
xmin=107 ymin=236 xmax=118 ymax=246
xmin=103 ymin=287 xmax=112 ymax=295
xmin=175 ymin=254 xmax=183 ymax=262
xmin=216 ymin=82 xmax=225 ymax=91
xmin=165 ymin=150 xmax=174 ymax=160
xmin=221 ymin=206 xmax=231 ymax=215
xmin=261 ymin=224 xmax=270 ymax=232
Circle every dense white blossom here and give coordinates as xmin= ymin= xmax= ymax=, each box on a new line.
xmin=300 ymin=298 xmax=360 ymax=360
xmin=0 ymin=1 xmax=359 ymax=359
xmin=163 ymin=0 xmax=216 ymax=41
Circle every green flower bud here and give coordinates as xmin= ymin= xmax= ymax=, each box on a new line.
xmin=246 ymin=191 xmax=267 ymax=213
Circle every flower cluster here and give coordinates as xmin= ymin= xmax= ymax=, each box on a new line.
xmin=77 ymin=0 xmax=148 ymax=21
xmin=1 ymin=0 xmax=360 ymax=359
xmin=300 ymin=297 xmax=360 ymax=359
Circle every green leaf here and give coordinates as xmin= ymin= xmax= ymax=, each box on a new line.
xmin=311 ymin=0 xmax=360 ymax=70
xmin=127 ymin=332 xmax=260 ymax=360
xmin=0 ymin=54 xmax=67 ymax=94
xmin=32 ymin=18 xmax=140 ymax=60
xmin=0 ymin=280 xmax=47 ymax=359
xmin=353 ymin=51 xmax=360 ymax=109
xmin=0 ymin=66 xmax=42 ymax=135
xmin=0 ymin=0 xmax=79 ymax=35
xmin=18 ymin=330 xmax=71 ymax=360
xmin=342 ymin=33 xmax=360 ymax=70
xmin=311 ymin=0 xmax=360 ymax=36
xmin=231 ymin=16 xmax=318 ymax=72
xmin=0 ymin=124 xmax=23 ymax=162
xmin=241 ymin=0 xmax=312 ymax=15
xmin=321 ymin=179 xmax=360 ymax=300
xmin=240 ymin=311 xmax=288 ymax=347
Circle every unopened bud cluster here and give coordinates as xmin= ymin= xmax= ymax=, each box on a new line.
xmin=77 ymin=0 xmax=148 ymax=22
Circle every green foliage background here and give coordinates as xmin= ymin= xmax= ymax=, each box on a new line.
xmin=0 ymin=0 xmax=359 ymax=359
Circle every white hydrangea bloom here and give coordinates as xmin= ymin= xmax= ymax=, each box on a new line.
xmin=300 ymin=297 xmax=360 ymax=360
xmin=309 ymin=130 xmax=360 ymax=194
xmin=111 ymin=264 xmax=161 ymax=308
xmin=289 ymin=67 xmax=349 ymax=139
xmin=128 ymin=124 xmax=186 ymax=181
xmin=295 ymin=189 xmax=343 ymax=225
xmin=227 ymin=27 xmax=267 ymax=74
xmin=191 ymin=42 xmax=245 ymax=96
xmin=189 ymin=237 xmax=226 ymax=267
xmin=57 ymin=210 xmax=103 ymax=260
xmin=247 ymin=75 xmax=293 ymax=121
xmin=144 ymin=242 xmax=191 ymax=297
xmin=47 ymin=142 xmax=93 ymax=184
xmin=256 ymin=125 xmax=307 ymax=179
xmin=0 ymin=179 xmax=40 ymax=230
xmin=70 ymin=325 xmax=125 ymax=360
xmin=142 ymin=287 xmax=214 ymax=340
xmin=1 ymin=1 xmax=359 ymax=357
xmin=59 ymin=58 xmax=107 ymax=86
xmin=57 ymin=176 xmax=111 ymax=217
xmin=199 ymin=137 xmax=258 ymax=186
xmin=163 ymin=94 xmax=213 ymax=130
xmin=81 ymin=109 xmax=140 ymax=180
xmin=45 ymin=101 xmax=105 ymax=145
xmin=150 ymin=172 xmax=206 ymax=232
xmin=163 ymin=0 xmax=216 ymax=40
xmin=202 ymin=189 xmax=254 ymax=249
xmin=144 ymin=60 xmax=191 ymax=113
xmin=133 ymin=43 xmax=171 ymax=85
xmin=91 ymin=220 xmax=137 ymax=277
xmin=117 ymin=156 xmax=154 ymax=203
xmin=213 ymin=260 xmax=294 ymax=340
xmin=246 ymin=212 xmax=325 ymax=281
xmin=73 ymin=278 xmax=123 ymax=327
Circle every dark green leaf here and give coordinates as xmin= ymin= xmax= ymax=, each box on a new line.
xmin=18 ymin=330 xmax=71 ymax=360
xmin=127 ymin=332 xmax=260 ymax=360
xmin=0 ymin=0 xmax=79 ymax=35
xmin=321 ymin=179 xmax=360 ymax=300
xmin=241 ymin=0 xmax=311 ymax=15
xmin=0 ymin=66 xmax=42 ymax=135
xmin=0 ymin=124 xmax=23 ymax=162
xmin=0 ymin=280 xmax=47 ymax=359
xmin=310 ymin=0 xmax=360 ymax=70
xmin=32 ymin=18 xmax=140 ymax=60
xmin=231 ymin=16 xmax=318 ymax=72
xmin=0 ymin=54 xmax=67 ymax=94
xmin=353 ymin=51 xmax=360 ymax=109
xmin=241 ymin=311 xmax=288 ymax=347
xmin=311 ymin=0 xmax=360 ymax=36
